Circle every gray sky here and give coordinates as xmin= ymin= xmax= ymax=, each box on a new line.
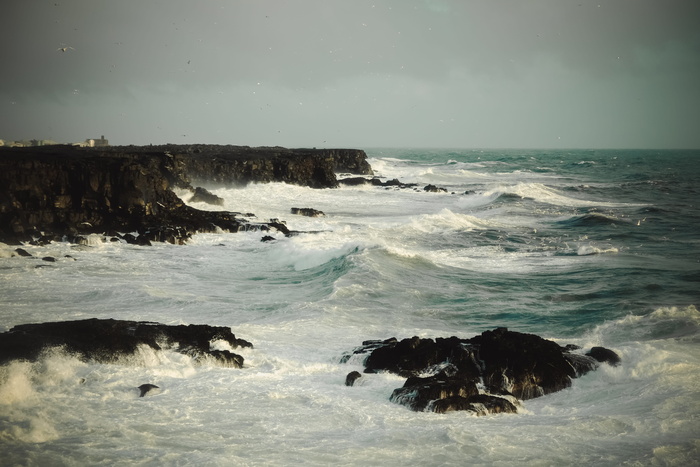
xmin=2 ymin=0 xmax=699 ymax=149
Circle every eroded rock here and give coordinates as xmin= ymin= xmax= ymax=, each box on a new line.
xmin=343 ymin=328 xmax=619 ymax=415
xmin=0 ymin=318 xmax=252 ymax=367
xmin=291 ymin=207 xmax=325 ymax=217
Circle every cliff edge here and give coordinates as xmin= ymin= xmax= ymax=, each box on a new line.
xmin=0 ymin=144 xmax=372 ymax=244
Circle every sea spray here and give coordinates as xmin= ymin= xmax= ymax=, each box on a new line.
xmin=1 ymin=149 xmax=698 ymax=465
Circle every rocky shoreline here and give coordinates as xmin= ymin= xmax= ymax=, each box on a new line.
xmin=0 ymin=319 xmax=619 ymax=415
xmin=0 ymin=144 xmax=372 ymax=245
xmin=0 ymin=145 xmax=623 ymax=415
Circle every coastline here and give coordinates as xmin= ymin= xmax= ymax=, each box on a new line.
xmin=0 ymin=144 xmax=372 ymax=245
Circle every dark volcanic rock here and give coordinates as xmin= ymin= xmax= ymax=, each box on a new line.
xmin=189 ymin=187 xmax=224 ymax=206
xmin=363 ymin=335 xmax=481 ymax=379
xmin=471 ymin=327 xmax=575 ymax=399
xmin=423 ymin=184 xmax=448 ymax=193
xmin=390 ymin=370 xmax=480 ymax=412
xmin=138 ymin=383 xmax=160 ymax=397
xmin=158 ymin=144 xmax=371 ymax=187
xmin=338 ymin=177 xmax=418 ymax=189
xmin=432 ymin=394 xmax=518 ymax=415
xmin=345 ymin=371 xmax=362 ymax=387
xmin=338 ymin=176 xmax=373 ymax=186
xmin=0 ymin=318 xmax=252 ymax=367
xmin=290 ymin=207 xmax=325 ymax=217
xmin=0 ymin=144 xmax=370 ymax=244
xmin=343 ymin=328 xmax=619 ymax=415
xmin=586 ymin=346 xmax=621 ymax=366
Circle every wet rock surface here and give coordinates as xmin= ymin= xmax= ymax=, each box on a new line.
xmin=342 ymin=328 xmax=619 ymax=415
xmin=0 ymin=318 xmax=252 ymax=367
xmin=290 ymin=207 xmax=325 ymax=217
xmin=0 ymin=144 xmax=371 ymax=244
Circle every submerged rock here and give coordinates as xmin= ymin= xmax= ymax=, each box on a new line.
xmin=423 ymin=184 xmax=448 ymax=193
xmin=290 ymin=207 xmax=325 ymax=217
xmin=345 ymin=371 xmax=363 ymax=387
xmin=0 ymin=318 xmax=252 ymax=367
xmin=587 ymin=346 xmax=621 ymax=366
xmin=138 ymin=383 xmax=160 ymax=397
xmin=338 ymin=177 xmax=418 ymax=189
xmin=343 ymin=328 xmax=619 ymax=415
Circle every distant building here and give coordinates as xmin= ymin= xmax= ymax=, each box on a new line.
xmin=86 ymin=135 xmax=109 ymax=147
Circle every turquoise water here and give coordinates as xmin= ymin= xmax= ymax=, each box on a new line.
xmin=1 ymin=148 xmax=699 ymax=465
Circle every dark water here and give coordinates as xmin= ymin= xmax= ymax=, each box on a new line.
xmin=364 ymin=148 xmax=700 ymax=336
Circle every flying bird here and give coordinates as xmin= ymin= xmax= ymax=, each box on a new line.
xmin=57 ymin=46 xmax=74 ymax=52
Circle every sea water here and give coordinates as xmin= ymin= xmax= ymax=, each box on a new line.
xmin=1 ymin=149 xmax=699 ymax=466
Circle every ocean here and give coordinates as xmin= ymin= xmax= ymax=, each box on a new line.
xmin=1 ymin=148 xmax=699 ymax=466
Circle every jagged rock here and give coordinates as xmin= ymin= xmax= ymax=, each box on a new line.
xmin=424 ymin=184 xmax=448 ymax=193
xmin=163 ymin=145 xmax=370 ymax=188
xmin=390 ymin=370 xmax=479 ymax=411
xmin=189 ymin=187 xmax=224 ymax=206
xmin=345 ymin=371 xmax=362 ymax=387
xmin=338 ymin=176 xmax=373 ymax=186
xmin=338 ymin=177 xmax=418 ymax=189
xmin=290 ymin=207 xmax=325 ymax=217
xmin=203 ymin=349 xmax=245 ymax=368
xmin=363 ymin=335 xmax=480 ymax=379
xmin=0 ymin=318 xmax=252 ymax=367
xmin=343 ymin=328 xmax=620 ymax=415
xmin=471 ymin=327 xmax=575 ymax=399
xmin=563 ymin=352 xmax=599 ymax=376
xmin=0 ymin=144 xmax=372 ymax=244
xmin=328 ymin=149 xmax=373 ymax=175
xmin=432 ymin=394 xmax=517 ymax=415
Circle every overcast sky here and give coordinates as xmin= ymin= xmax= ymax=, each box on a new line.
xmin=2 ymin=0 xmax=699 ymax=149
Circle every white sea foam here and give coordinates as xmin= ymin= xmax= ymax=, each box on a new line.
xmin=1 ymin=150 xmax=698 ymax=465
xmin=483 ymin=182 xmax=633 ymax=208
xmin=577 ymin=244 xmax=619 ymax=256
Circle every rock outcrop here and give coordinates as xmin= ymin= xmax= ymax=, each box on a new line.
xmin=342 ymin=328 xmax=619 ymax=415
xmin=290 ymin=207 xmax=325 ymax=217
xmin=338 ymin=177 xmax=418 ymax=189
xmin=111 ymin=144 xmax=373 ymax=187
xmin=0 ymin=318 xmax=252 ymax=367
xmin=0 ymin=144 xmax=371 ymax=244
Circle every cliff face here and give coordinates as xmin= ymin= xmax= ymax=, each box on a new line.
xmin=0 ymin=144 xmax=372 ymax=244
xmin=98 ymin=144 xmax=372 ymax=187
xmin=0 ymin=147 xmax=176 ymax=241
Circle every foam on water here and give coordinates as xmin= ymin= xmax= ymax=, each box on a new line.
xmin=2 ymin=314 xmax=698 ymax=466
xmin=2 ymin=149 xmax=699 ymax=465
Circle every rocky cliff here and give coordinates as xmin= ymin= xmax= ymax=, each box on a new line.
xmin=0 ymin=144 xmax=372 ymax=244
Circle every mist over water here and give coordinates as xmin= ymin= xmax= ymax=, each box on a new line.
xmin=2 ymin=149 xmax=699 ymax=466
